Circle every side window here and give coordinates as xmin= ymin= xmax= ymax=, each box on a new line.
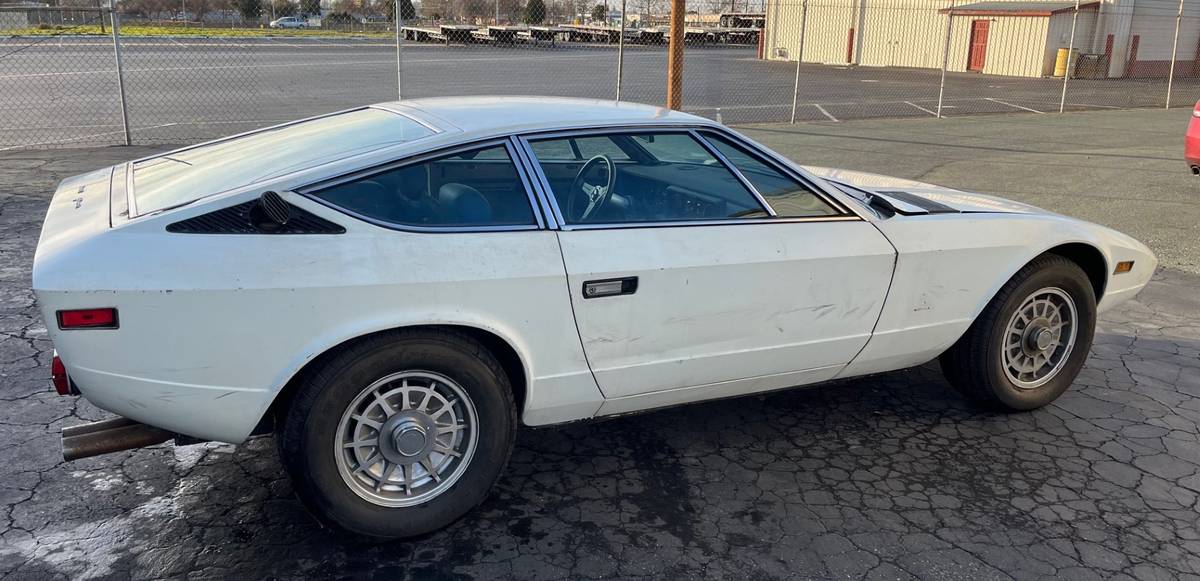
xmin=311 ymin=144 xmax=536 ymax=228
xmin=528 ymin=132 xmax=769 ymax=225
xmin=529 ymin=137 xmax=631 ymax=161
xmin=702 ymin=133 xmax=839 ymax=218
xmin=631 ymin=133 xmax=712 ymax=163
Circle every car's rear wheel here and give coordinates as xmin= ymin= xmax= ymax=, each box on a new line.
xmin=940 ymin=254 xmax=1097 ymax=410
xmin=278 ymin=329 xmax=516 ymax=539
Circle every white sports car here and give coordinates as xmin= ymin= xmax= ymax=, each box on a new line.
xmin=34 ymin=97 xmax=1156 ymax=539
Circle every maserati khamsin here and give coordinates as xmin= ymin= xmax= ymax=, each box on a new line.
xmin=34 ymin=97 xmax=1156 ymax=538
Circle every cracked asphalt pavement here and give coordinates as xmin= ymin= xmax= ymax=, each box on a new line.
xmin=3 ymin=112 xmax=1200 ymax=580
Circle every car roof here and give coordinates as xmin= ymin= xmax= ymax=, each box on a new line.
xmin=378 ymin=96 xmax=713 ymax=139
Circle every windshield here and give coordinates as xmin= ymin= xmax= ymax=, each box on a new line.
xmin=131 ymin=108 xmax=434 ymax=216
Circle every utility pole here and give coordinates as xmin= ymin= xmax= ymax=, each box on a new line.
xmin=666 ymin=0 xmax=683 ymax=109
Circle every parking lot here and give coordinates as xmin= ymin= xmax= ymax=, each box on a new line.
xmin=3 ymin=37 xmax=1199 ymax=148
xmin=1 ymin=108 xmax=1198 ymax=579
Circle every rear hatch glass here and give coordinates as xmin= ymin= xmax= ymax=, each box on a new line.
xmin=130 ymin=108 xmax=434 ymax=216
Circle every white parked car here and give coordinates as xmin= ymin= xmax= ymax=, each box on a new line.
xmin=269 ymin=16 xmax=307 ymax=28
xmin=34 ymin=97 xmax=1156 ymax=539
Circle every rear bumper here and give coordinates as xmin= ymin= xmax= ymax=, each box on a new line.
xmin=68 ymin=365 xmax=271 ymax=444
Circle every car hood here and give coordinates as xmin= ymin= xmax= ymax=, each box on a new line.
xmin=802 ymin=166 xmax=1047 ymax=215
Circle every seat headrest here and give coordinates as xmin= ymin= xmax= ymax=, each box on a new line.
xmin=438 ymin=183 xmax=492 ymax=224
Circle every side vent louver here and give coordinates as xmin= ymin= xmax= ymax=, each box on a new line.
xmin=166 ymin=199 xmax=345 ymax=234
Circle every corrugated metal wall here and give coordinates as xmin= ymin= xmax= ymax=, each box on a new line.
xmin=764 ymin=0 xmax=1129 ymax=77
xmin=948 ymin=15 xmax=1050 ymax=76
xmin=856 ymin=2 xmax=949 ymax=68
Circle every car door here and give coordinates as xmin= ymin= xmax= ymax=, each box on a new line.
xmin=519 ymin=128 xmax=896 ymax=410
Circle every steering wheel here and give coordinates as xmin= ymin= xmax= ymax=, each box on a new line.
xmin=566 ymin=155 xmax=616 ymax=222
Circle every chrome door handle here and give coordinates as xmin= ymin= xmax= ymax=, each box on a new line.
xmin=582 ymin=277 xmax=638 ymax=299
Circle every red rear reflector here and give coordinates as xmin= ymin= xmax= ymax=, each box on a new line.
xmin=57 ymin=308 xmax=118 ymax=329
xmin=51 ymin=354 xmax=75 ymax=396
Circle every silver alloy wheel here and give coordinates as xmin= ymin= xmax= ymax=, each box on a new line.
xmin=334 ymin=370 xmax=478 ymax=507
xmin=1002 ymin=287 xmax=1078 ymax=389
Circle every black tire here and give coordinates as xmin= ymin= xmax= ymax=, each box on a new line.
xmin=939 ymin=254 xmax=1097 ymax=410
xmin=278 ymin=328 xmax=516 ymax=539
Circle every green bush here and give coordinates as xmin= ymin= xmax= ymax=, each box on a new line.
xmin=322 ymin=11 xmax=354 ymax=25
xmin=523 ymin=0 xmax=544 ymax=24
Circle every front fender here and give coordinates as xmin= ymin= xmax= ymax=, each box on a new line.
xmin=838 ymin=212 xmax=1155 ymax=378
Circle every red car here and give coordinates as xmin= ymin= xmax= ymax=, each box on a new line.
xmin=1188 ymin=100 xmax=1200 ymax=174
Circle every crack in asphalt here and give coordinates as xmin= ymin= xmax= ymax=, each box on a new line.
xmin=0 ymin=151 xmax=1198 ymax=580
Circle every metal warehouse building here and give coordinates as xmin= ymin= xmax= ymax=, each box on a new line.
xmin=763 ymin=0 xmax=1200 ymax=78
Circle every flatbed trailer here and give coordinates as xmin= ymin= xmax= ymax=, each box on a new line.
xmin=658 ymin=25 xmax=760 ymax=44
xmin=563 ymin=24 xmax=665 ymax=44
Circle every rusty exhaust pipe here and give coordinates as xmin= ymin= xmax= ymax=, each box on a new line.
xmin=62 ymin=417 xmax=175 ymax=462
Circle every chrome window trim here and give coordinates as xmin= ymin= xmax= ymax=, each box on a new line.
xmin=508 ymin=136 xmax=560 ymax=230
xmin=556 ymin=215 xmax=862 ymax=231
xmin=696 ymin=128 xmax=858 ymax=217
xmin=123 ymin=161 xmax=137 ymax=219
xmin=516 ymin=126 xmax=862 ymax=231
xmin=298 ymin=138 xmax=546 ymax=234
xmin=687 ymin=129 xmax=776 ymax=217
xmin=514 ymin=136 xmax=570 ymax=228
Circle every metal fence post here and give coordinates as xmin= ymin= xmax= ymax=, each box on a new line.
xmin=109 ymin=0 xmax=131 ymax=145
xmin=1059 ymin=0 xmax=1080 ymax=113
xmin=395 ymin=2 xmax=404 ymax=100
xmin=616 ymin=0 xmax=625 ymax=100
xmin=1166 ymin=0 xmax=1183 ymax=108
xmin=789 ymin=0 xmax=808 ymax=124
xmin=936 ymin=0 xmax=954 ymax=118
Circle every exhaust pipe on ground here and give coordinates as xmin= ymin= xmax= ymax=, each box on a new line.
xmin=62 ymin=417 xmax=175 ymax=462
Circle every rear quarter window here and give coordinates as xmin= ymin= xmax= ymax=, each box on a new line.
xmin=310 ymin=144 xmax=538 ymax=229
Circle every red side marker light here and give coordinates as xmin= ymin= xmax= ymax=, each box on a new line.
xmin=57 ymin=308 xmax=118 ymax=329
xmin=51 ymin=353 xmax=76 ymax=395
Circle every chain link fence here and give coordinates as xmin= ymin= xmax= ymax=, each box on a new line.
xmin=3 ymin=0 xmax=1199 ymax=149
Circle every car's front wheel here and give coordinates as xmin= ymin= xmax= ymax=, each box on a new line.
xmin=940 ymin=254 xmax=1097 ymax=410
xmin=278 ymin=329 xmax=516 ymax=539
